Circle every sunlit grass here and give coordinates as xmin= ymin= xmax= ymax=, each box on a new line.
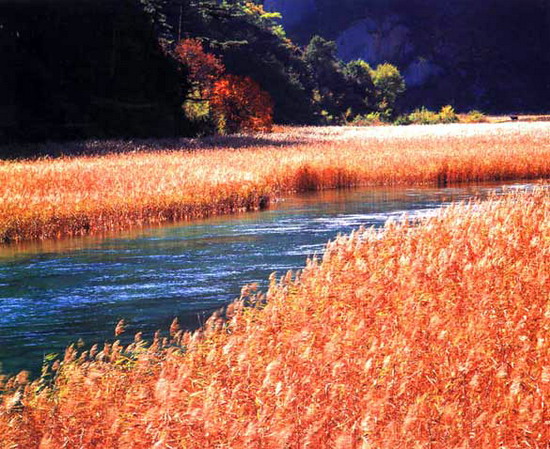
xmin=1 ymin=123 xmax=549 ymax=243
xmin=1 ymin=189 xmax=548 ymax=448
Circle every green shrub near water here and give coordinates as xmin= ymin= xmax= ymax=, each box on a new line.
xmin=394 ymin=114 xmax=412 ymax=126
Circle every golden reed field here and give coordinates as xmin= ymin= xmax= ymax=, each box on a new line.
xmin=0 ymin=189 xmax=548 ymax=448
xmin=1 ymin=122 xmax=549 ymax=243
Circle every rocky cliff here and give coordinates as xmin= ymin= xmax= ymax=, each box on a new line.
xmin=264 ymin=0 xmax=550 ymax=112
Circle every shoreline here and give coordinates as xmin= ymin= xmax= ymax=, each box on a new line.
xmin=2 ymin=188 xmax=547 ymax=447
xmin=1 ymin=122 xmax=549 ymax=244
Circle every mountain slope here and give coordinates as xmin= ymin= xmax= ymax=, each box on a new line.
xmin=265 ymin=0 xmax=550 ymax=112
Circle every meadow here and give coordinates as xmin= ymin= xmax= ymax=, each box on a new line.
xmin=1 ymin=188 xmax=547 ymax=448
xmin=1 ymin=122 xmax=549 ymax=243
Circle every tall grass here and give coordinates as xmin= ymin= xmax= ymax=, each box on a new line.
xmin=1 ymin=123 xmax=549 ymax=243
xmin=1 ymin=189 xmax=548 ymax=448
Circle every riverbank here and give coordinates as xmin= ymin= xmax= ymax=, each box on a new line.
xmin=2 ymin=189 xmax=547 ymax=448
xmin=1 ymin=122 xmax=549 ymax=243
xmin=0 ymin=182 xmax=529 ymax=375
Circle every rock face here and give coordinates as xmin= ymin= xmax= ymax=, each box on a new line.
xmin=264 ymin=0 xmax=316 ymax=29
xmin=264 ymin=2 xmax=442 ymax=89
xmin=262 ymin=0 xmax=550 ymax=112
xmin=335 ymin=15 xmax=444 ymax=89
xmin=403 ymin=59 xmax=443 ymax=88
xmin=335 ymin=15 xmax=411 ymax=66
xmin=266 ymin=3 xmax=442 ymax=90
xmin=334 ymin=15 xmax=444 ymax=89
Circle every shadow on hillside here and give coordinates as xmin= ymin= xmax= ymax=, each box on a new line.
xmin=0 ymin=133 xmax=309 ymax=160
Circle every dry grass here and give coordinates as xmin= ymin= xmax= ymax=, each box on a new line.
xmin=484 ymin=115 xmax=550 ymax=124
xmin=1 ymin=123 xmax=550 ymax=243
xmin=0 ymin=189 xmax=548 ymax=448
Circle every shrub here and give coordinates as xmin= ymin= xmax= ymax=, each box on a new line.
xmin=408 ymin=107 xmax=440 ymax=124
xmin=320 ymin=109 xmax=336 ymax=125
xmin=394 ymin=114 xmax=412 ymax=126
xmin=406 ymin=105 xmax=459 ymax=125
xmin=175 ymin=39 xmax=275 ymax=135
xmin=462 ymin=110 xmax=488 ymax=123
xmin=438 ymin=105 xmax=458 ymax=123
xmin=350 ymin=112 xmax=384 ymax=126
xmin=175 ymin=39 xmax=225 ymax=98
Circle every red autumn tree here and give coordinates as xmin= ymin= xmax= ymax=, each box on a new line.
xmin=175 ymin=40 xmax=273 ymax=134
xmin=210 ymin=75 xmax=273 ymax=134
xmin=175 ymin=38 xmax=225 ymax=98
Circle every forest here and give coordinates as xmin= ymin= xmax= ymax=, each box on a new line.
xmin=270 ymin=0 xmax=550 ymax=112
xmin=7 ymin=0 xmax=546 ymax=142
xmin=1 ymin=0 xmax=384 ymax=141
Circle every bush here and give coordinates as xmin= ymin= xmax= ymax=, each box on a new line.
xmin=394 ymin=114 xmax=412 ymax=126
xmin=438 ymin=105 xmax=458 ymax=123
xmin=350 ymin=112 xmax=384 ymax=126
xmin=408 ymin=107 xmax=440 ymax=124
xmin=210 ymin=75 xmax=273 ymax=134
xmin=406 ymin=105 xmax=459 ymax=125
xmin=462 ymin=110 xmax=488 ymax=123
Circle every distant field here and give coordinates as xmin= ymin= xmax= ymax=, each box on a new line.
xmin=2 ymin=189 xmax=547 ymax=448
xmin=1 ymin=122 xmax=549 ymax=243
xmin=484 ymin=114 xmax=550 ymax=123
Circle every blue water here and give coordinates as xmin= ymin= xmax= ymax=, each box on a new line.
xmin=0 ymin=182 xmax=533 ymax=374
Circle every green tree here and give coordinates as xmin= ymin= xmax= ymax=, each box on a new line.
xmin=343 ymin=59 xmax=376 ymax=115
xmin=303 ymin=35 xmax=339 ymax=69
xmin=303 ymin=35 xmax=348 ymax=120
xmin=371 ymin=63 xmax=406 ymax=120
xmin=344 ymin=60 xmax=373 ymax=86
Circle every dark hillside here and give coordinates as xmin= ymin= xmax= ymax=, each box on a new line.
xmin=265 ymin=0 xmax=550 ymax=112
xmin=0 ymin=0 xmax=190 ymax=142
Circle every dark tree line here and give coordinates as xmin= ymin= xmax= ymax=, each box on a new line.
xmin=278 ymin=0 xmax=550 ymax=113
xmin=0 ymin=0 xmax=404 ymax=144
xmin=0 ymin=0 xmax=190 ymax=142
xmin=161 ymin=1 xmax=402 ymax=125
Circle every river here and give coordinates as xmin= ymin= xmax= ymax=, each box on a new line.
xmin=0 ymin=182 xmax=535 ymax=374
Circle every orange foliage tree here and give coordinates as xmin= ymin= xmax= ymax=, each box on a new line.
xmin=210 ymin=75 xmax=273 ymax=133
xmin=175 ymin=40 xmax=272 ymax=133
xmin=175 ymin=38 xmax=225 ymax=98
